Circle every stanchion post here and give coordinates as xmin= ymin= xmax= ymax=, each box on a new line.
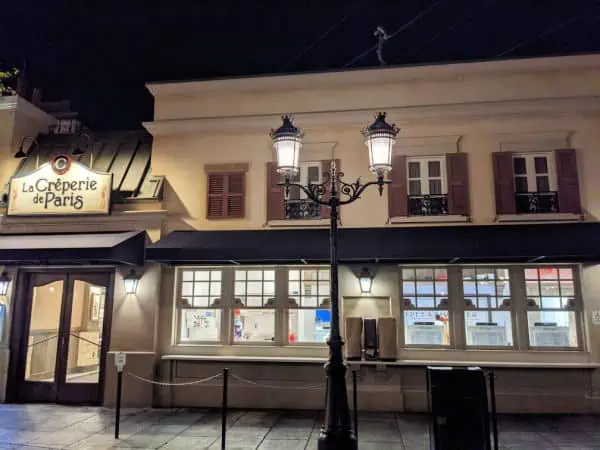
xmin=221 ymin=368 xmax=229 ymax=450
xmin=352 ymin=369 xmax=358 ymax=439
xmin=114 ymin=352 xmax=126 ymax=440
xmin=488 ymin=372 xmax=499 ymax=450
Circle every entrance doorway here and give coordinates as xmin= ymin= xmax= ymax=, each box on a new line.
xmin=9 ymin=271 xmax=113 ymax=404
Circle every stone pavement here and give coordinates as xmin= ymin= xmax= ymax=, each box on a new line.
xmin=0 ymin=404 xmax=598 ymax=449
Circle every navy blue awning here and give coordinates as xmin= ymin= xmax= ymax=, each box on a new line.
xmin=147 ymin=222 xmax=600 ymax=265
xmin=0 ymin=231 xmax=146 ymax=266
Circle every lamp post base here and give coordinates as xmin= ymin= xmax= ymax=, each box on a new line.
xmin=317 ymin=429 xmax=358 ymax=450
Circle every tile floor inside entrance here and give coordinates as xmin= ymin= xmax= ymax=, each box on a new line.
xmin=0 ymin=405 xmax=598 ymax=449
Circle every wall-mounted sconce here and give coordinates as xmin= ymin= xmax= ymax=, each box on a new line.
xmin=0 ymin=272 xmax=10 ymax=296
xmin=123 ymin=270 xmax=140 ymax=295
xmin=358 ymin=267 xmax=374 ymax=294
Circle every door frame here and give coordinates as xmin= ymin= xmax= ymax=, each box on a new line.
xmin=7 ymin=267 xmax=115 ymax=404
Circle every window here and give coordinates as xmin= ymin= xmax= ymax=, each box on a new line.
xmin=288 ymin=268 xmax=330 ymax=344
xmin=462 ymin=268 xmax=513 ymax=347
xmin=525 ymin=267 xmax=579 ymax=348
xmin=513 ymin=153 xmax=558 ymax=214
xmin=178 ymin=269 xmax=222 ymax=342
xmin=207 ymin=172 xmax=245 ymax=219
xmin=233 ymin=269 xmax=275 ymax=343
xmin=406 ymin=157 xmax=448 ymax=216
xmin=402 ymin=267 xmax=450 ymax=346
xmin=286 ymin=162 xmax=322 ymax=219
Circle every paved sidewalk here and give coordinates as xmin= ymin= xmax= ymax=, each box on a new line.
xmin=0 ymin=405 xmax=598 ymax=449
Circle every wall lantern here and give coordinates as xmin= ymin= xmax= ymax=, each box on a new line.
xmin=271 ymin=115 xmax=302 ymax=178
xmin=362 ymin=112 xmax=399 ymax=177
xmin=0 ymin=272 xmax=10 ymax=296
xmin=358 ymin=268 xmax=374 ymax=295
xmin=123 ymin=270 xmax=140 ymax=295
xmin=15 ymin=136 xmax=39 ymax=159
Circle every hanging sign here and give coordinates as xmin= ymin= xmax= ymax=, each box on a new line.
xmin=7 ymin=155 xmax=112 ymax=216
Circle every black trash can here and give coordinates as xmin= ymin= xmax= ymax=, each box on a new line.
xmin=427 ymin=366 xmax=491 ymax=450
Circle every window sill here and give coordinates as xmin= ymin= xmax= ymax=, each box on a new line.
xmin=496 ymin=213 xmax=583 ymax=223
xmin=389 ymin=215 xmax=470 ymax=224
xmin=268 ymin=219 xmax=330 ymax=227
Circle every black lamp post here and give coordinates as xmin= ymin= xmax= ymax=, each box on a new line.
xmin=270 ymin=112 xmax=399 ymax=449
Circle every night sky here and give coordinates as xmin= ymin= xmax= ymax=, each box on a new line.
xmin=1 ymin=0 xmax=599 ymax=130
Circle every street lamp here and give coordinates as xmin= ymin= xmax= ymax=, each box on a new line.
xmin=271 ymin=112 xmax=398 ymax=450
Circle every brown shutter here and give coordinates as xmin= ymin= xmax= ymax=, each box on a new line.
xmin=446 ymin=153 xmax=470 ymax=216
xmin=266 ymin=162 xmax=285 ymax=220
xmin=320 ymin=159 xmax=340 ymax=219
xmin=226 ymin=172 xmax=245 ymax=218
xmin=492 ymin=152 xmax=516 ymax=215
xmin=207 ymin=174 xmax=225 ymax=218
xmin=388 ymin=155 xmax=407 ymax=217
xmin=555 ymin=148 xmax=582 ymax=214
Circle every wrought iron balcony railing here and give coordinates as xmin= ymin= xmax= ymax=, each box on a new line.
xmin=515 ymin=191 xmax=558 ymax=214
xmin=408 ymin=194 xmax=449 ymax=216
xmin=285 ymin=199 xmax=321 ymax=219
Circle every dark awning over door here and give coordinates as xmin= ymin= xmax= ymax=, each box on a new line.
xmin=146 ymin=222 xmax=600 ymax=265
xmin=0 ymin=231 xmax=146 ymax=265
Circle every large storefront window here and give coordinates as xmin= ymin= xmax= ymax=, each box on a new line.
xmin=402 ymin=267 xmax=450 ymax=346
xmin=233 ymin=269 xmax=275 ymax=343
xmin=178 ymin=269 xmax=222 ymax=342
xmin=462 ymin=267 xmax=513 ymax=347
xmin=525 ymin=267 xmax=579 ymax=348
xmin=288 ymin=268 xmax=330 ymax=344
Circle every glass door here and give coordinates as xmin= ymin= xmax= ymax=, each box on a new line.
xmin=16 ymin=272 xmax=112 ymax=404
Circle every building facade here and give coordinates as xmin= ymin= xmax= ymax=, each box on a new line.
xmin=2 ymin=55 xmax=600 ymax=413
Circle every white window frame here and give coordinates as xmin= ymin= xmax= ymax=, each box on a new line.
xmin=523 ymin=265 xmax=583 ymax=351
xmin=175 ymin=268 xmax=224 ymax=344
xmin=289 ymin=161 xmax=322 ymax=200
xmin=512 ymin=152 xmax=557 ymax=193
xmin=461 ymin=267 xmax=516 ymax=349
xmin=286 ymin=267 xmax=330 ymax=345
xmin=233 ymin=268 xmax=277 ymax=345
xmin=401 ymin=266 xmax=451 ymax=347
xmin=406 ymin=156 xmax=447 ymax=196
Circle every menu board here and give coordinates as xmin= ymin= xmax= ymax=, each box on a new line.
xmin=529 ymin=326 xmax=570 ymax=347
xmin=407 ymin=324 xmax=445 ymax=345
xmin=467 ymin=325 xmax=507 ymax=346
xmin=184 ymin=310 xmax=219 ymax=341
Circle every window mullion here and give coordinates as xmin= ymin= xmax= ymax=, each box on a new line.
xmin=448 ymin=266 xmax=464 ymax=349
xmin=221 ymin=268 xmax=234 ymax=344
xmin=421 ymin=160 xmax=429 ymax=195
xmin=510 ymin=266 xmax=529 ymax=350
xmin=275 ymin=267 xmax=287 ymax=346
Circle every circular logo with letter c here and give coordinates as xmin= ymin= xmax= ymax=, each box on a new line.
xmin=51 ymin=155 xmax=72 ymax=175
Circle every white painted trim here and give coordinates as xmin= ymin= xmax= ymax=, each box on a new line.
xmin=496 ymin=213 xmax=582 ymax=223
xmin=497 ymin=130 xmax=572 ymax=152
xmin=390 ymin=215 xmax=469 ymax=224
xmin=268 ymin=219 xmax=329 ymax=228
xmin=144 ymin=97 xmax=600 ymax=136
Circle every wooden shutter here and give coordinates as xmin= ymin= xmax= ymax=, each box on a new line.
xmin=492 ymin=152 xmax=516 ymax=215
xmin=207 ymin=174 xmax=225 ymax=218
xmin=266 ymin=162 xmax=285 ymax=220
xmin=388 ymin=155 xmax=407 ymax=217
xmin=446 ymin=153 xmax=470 ymax=216
xmin=555 ymin=148 xmax=582 ymax=214
xmin=320 ymin=159 xmax=339 ymax=219
xmin=227 ymin=172 xmax=245 ymax=218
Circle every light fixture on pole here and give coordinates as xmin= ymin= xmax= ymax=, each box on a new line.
xmin=358 ymin=268 xmax=374 ymax=295
xmin=0 ymin=272 xmax=10 ymax=296
xmin=72 ymin=132 xmax=93 ymax=157
xmin=271 ymin=112 xmax=398 ymax=450
xmin=271 ymin=115 xmax=302 ymax=178
xmin=363 ymin=112 xmax=398 ymax=186
xmin=123 ymin=270 xmax=140 ymax=295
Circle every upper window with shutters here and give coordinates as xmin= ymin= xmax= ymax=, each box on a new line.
xmin=388 ymin=153 xmax=470 ymax=221
xmin=493 ymin=149 xmax=581 ymax=217
xmin=206 ymin=165 xmax=247 ymax=219
xmin=267 ymin=159 xmax=338 ymax=224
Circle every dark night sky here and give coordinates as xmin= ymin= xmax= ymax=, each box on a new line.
xmin=1 ymin=0 xmax=599 ymax=130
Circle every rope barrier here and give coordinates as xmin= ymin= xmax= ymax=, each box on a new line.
xmin=229 ymin=373 xmax=325 ymax=390
xmin=126 ymin=371 xmax=222 ymax=387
